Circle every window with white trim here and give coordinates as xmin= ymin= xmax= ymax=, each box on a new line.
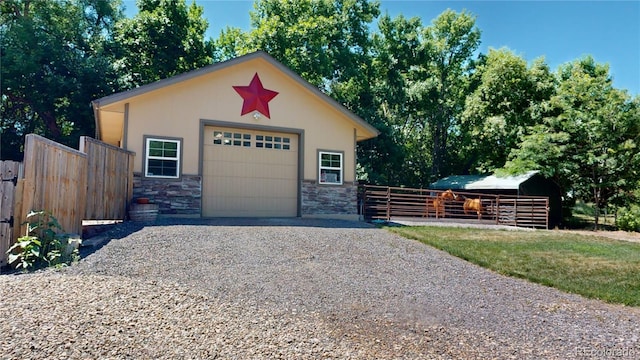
xmin=319 ymin=151 xmax=343 ymax=185
xmin=145 ymin=138 xmax=180 ymax=178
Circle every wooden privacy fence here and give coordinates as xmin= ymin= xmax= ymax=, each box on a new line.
xmin=14 ymin=135 xmax=89 ymax=241
xmin=80 ymin=136 xmax=134 ymax=220
xmin=0 ymin=161 xmax=22 ymax=267
xmin=360 ymin=185 xmax=549 ymax=229
xmin=1 ymin=134 xmax=135 ymax=267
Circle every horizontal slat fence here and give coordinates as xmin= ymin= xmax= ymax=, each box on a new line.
xmin=80 ymin=136 xmax=135 ymax=220
xmin=361 ymin=185 xmax=549 ymax=229
xmin=497 ymin=198 xmax=549 ymax=229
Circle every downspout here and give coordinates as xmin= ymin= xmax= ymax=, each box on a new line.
xmin=353 ymin=128 xmax=357 ymax=184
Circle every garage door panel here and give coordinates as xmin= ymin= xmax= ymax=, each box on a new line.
xmin=202 ymin=126 xmax=298 ymax=217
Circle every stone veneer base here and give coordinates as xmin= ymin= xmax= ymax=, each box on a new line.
xmin=301 ymin=180 xmax=358 ymax=216
xmin=132 ymin=176 xmax=357 ymax=218
xmin=132 ymin=174 xmax=201 ymax=215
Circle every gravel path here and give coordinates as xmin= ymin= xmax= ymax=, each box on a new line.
xmin=1 ymin=218 xmax=639 ymax=359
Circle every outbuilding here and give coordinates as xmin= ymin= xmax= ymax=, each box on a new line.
xmin=92 ymin=51 xmax=379 ymax=219
xmin=431 ymin=171 xmax=562 ymax=228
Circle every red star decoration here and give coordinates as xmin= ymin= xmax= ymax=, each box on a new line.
xmin=233 ymin=73 xmax=279 ymax=119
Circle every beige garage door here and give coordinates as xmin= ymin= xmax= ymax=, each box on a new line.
xmin=202 ymin=126 xmax=298 ymax=217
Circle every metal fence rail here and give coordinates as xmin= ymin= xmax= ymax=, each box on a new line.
xmin=360 ymin=185 xmax=549 ymax=229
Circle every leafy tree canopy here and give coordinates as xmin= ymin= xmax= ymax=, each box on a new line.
xmin=504 ymin=56 xmax=640 ymax=224
xmin=1 ymin=0 xmax=122 ymax=160
xmin=112 ymin=0 xmax=212 ymax=88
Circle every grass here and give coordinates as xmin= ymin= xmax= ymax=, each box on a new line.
xmin=387 ymin=226 xmax=640 ymax=306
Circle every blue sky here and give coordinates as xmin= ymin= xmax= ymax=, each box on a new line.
xmin=123 ymin=0 xmax=640 ymax=95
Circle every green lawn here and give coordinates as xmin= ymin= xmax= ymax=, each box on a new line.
xmin=388 ymin=226 xmax=640 ymax=306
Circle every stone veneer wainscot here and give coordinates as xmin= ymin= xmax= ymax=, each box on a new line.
xmin=133 ymin=174 xmax=201 ymax=215
xmin=301 ymin=180 xmax=358 ymax=215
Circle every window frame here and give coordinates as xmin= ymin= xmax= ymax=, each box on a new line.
xmin=143 ymin=136 xmax=182 ymax=179
xmin=318 ymin=150 xmax=344 ymax=185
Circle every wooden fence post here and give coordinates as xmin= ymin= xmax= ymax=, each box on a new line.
xmin=386 ymin=187 xmax=391 ymax=220
xmin=495 ymin=195 xmax=500 ymax=225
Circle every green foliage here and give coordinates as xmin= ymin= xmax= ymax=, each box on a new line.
xmin=7 ymin=236 xmax=41 ymax=270
xmin=389 ymin=226 xmax=640 ymax=306
xmin=7 ymin=211 xmax=80 ymax=270
xmin=410 ymin=9 xmax=481 ymax=181
xmin=113 ymin=0 xmax=212 ymax=88
xmin=504 ymin=56 xmax=640 ymax=227
xmin=1 ymin=0 xmax=123 ymax=160
xmin=462 ymin=50 xmax=556 ymax=173
xmin=363 ymin=13 xmax=422 ymax=186
xmin=362 ymin=9 xmax=481 ymax=186
xmin=616 ymin=206 xmax=640 ymax=232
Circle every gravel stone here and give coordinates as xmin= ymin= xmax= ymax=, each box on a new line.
xmin=1 ymin=217 xmax=639 ymax=359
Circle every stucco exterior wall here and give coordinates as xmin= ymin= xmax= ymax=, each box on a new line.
xmin=106 ymin=58 xmax=357 ymax=183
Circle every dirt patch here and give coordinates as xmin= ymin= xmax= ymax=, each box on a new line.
xmin=558 ymin=229 xmax=640 ymax=243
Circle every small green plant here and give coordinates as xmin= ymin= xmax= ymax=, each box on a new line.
xmin=6 ymin=211 xmax=81 ymax=270
xmin=616 ymin=205 xmax=640 ymax=232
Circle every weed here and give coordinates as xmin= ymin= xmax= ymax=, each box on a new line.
xmin=7 ymin=211 xmax=80 ymax=270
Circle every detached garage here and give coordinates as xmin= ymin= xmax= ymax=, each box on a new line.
xmin=92 ymin=51 xmax=379 ymax=219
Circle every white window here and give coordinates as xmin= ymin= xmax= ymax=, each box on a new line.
xmin=145 ymin=138 xmax=180 ymax=178
xmin=319 ymin=151 xmax=343 ymax=185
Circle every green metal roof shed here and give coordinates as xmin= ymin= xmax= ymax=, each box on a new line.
xmin=431 ymin=171 xmax=562 ymax=228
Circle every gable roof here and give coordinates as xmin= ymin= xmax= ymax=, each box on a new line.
xmin=92 ymin=51 xmax=379 ymax=140
xmin=430 ymin=171 xmax=541 ymax=190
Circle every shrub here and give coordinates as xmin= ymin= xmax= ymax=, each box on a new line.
xmin=6 ymin=211 xmax=81 ymax=270
xmin=616 ymin=205 xmax=640 ymax=232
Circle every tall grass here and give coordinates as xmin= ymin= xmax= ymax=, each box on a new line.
xmin=388 ymin=226 xmax=640 ymax=306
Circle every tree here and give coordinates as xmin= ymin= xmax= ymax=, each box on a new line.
xmin=364 ymin=13 xmax=424 ymax=186
xmin=112 ymin=0 xmax=212 ymax=89
xmin=1 ymin=0 xmax=122 ymax=160
xmin=407 ymin=9 xmax=481 ymax=182
xmin=504 ymin=56 xmax=640 ymax=227
xmin=222 ymin=0 xmax=380 ymax=90
xmin=461 ymin=49 xmax=555 ymax=173
xmin=215 ymin=0 xmax=397 ymax=183
xmin=362 ymin=10 xmax=481 ymax=186
xmin=212 ymin=26 xmax=249 ymax=63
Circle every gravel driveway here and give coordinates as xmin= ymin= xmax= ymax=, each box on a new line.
xmin=1 ymin=218 xmax=639 ymax=359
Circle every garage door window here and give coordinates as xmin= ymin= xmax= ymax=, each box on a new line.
xmin=145 ymin=138 xmax=181 ymax=178
xmin=256 ymin=135 xmax=291 ymax=150
xmin=319 ymin=151 xmax=343 ymax=185
xmin=213 ymin=131 xmax=252 ymax=147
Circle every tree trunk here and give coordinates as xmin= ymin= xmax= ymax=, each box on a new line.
xmin=41 ymin=110 xmax=62 ymax=139
xmin=593 ymin=182 xmax=600 ymax=230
